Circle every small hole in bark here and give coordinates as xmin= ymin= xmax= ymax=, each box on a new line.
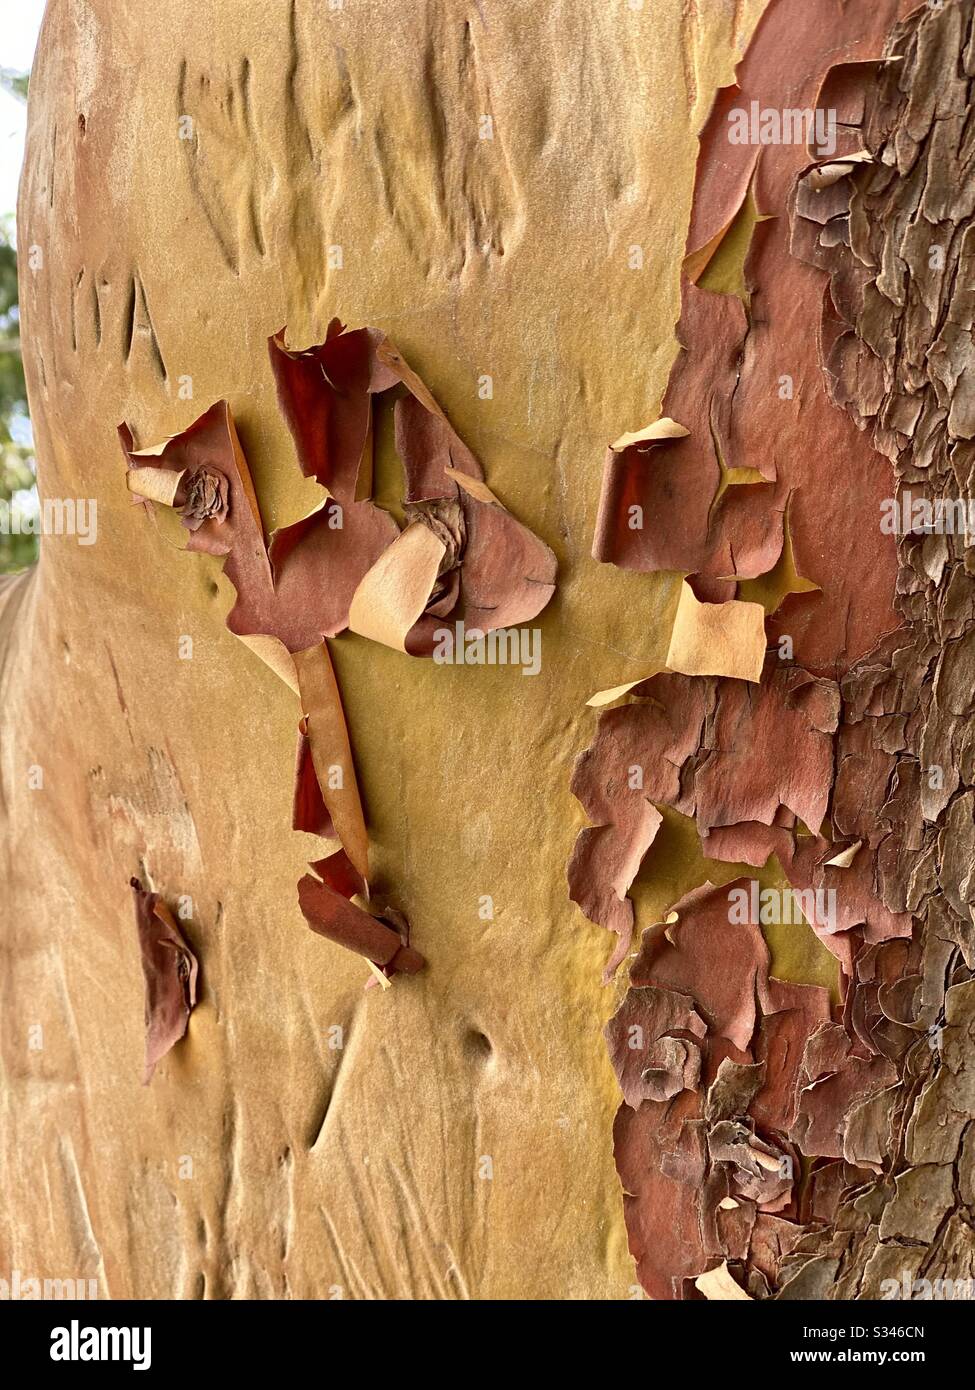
xmin=78 ymin=113 xmax=87 ymax=136
xmin=463 ymin=1027 xmax=493 ymax=1061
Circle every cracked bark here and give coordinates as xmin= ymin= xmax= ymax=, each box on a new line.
xmin=782 ymin=0 xmax=975 ymax=1299
xmin=576 ymin=0 xmax=975 ymax=1299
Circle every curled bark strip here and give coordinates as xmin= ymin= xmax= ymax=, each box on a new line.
xmin=268 ymin=322 xmax=378 ymax=502
xmin=130 ymin=878 xmax=199 ymax=1086
xmin=297 ymin=864 xmax=424 ymax=978
xmin=292 ymin=641 xmax=370 ymax=884
xmin=119 ymin=400 xmax=274 ymax=621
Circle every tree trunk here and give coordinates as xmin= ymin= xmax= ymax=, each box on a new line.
xmin=2 ymin=0 xmax=972 ymax=1303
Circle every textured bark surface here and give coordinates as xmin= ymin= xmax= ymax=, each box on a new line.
xmin=572 ymin=0 xmax=975 ymax=1300
xmin=783 ymin=0 xmax=975 ymax=1299
xmin=6 ymin=0 xmax=971 ymax=1304
xmin=0 ymin=0 xmax=766 ymax=1298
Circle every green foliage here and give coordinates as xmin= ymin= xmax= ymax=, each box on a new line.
xmin=0 ymin=68 xmax=29 ymax=103
xmin=0 ymin=216 xmax=37 ymax=572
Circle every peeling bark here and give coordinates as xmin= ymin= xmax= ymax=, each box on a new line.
xmin=782 ymin=0 xmax=975 ymax=1298
xmin=574 ymin=0 xmax=975 ymax=1299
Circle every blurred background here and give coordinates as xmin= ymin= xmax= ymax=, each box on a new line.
xmin=1 ymin=1 xmax=48 ymax=571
